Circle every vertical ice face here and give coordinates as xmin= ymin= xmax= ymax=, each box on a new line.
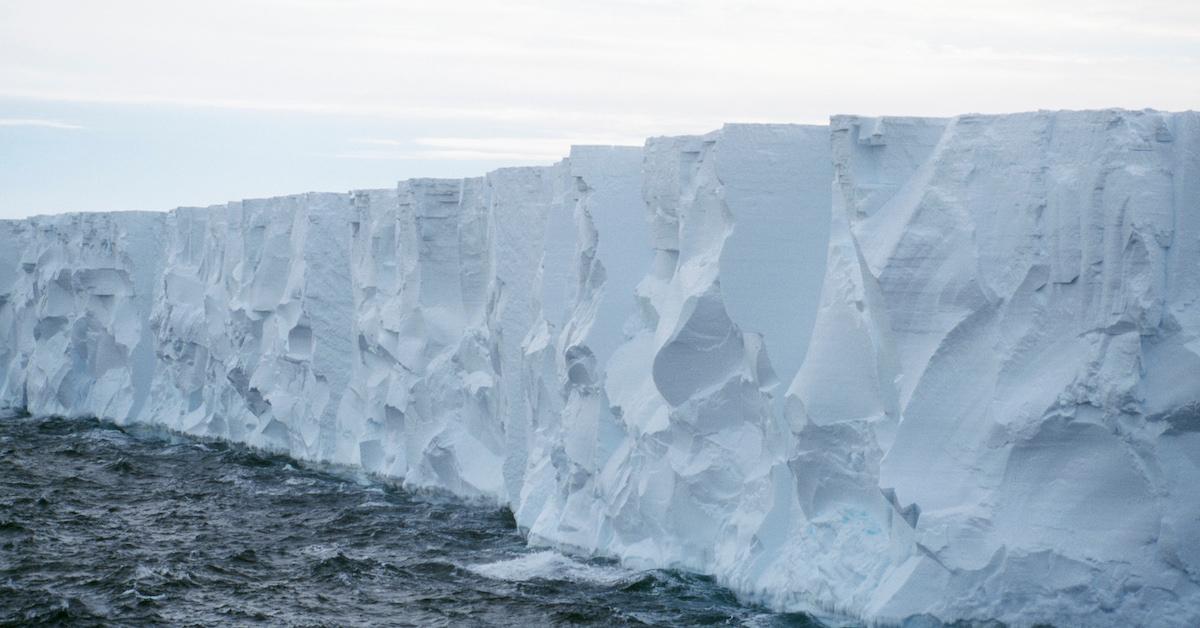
xmin=561 ymin=146 xmax=650 ymax=368
xmin=0 ymin=220 xmax=33 ymax=409
xmin=717 ymin=124 xmax=832 ymax=397
xmin=338 ymin=167 xmax=571 ymax=502
xmin=520 ymin=128 xmax=836 ymax=604
xmin=788 ymin=111 xmax=1200 ymax=624
xmin=516 ymin=145 xmax=647 ymax=542
xmin=147 ymin=193 xmax=357 ymax=461
xmin=2 ymin=110 xmax=1198 ymax=627
xmin=0 ymin=212 xmax=165 ymax=422
xmin=486 ymin=166 xmax=569 ymax=503
xmin=339 ymin=179 xmax=499 ymax=492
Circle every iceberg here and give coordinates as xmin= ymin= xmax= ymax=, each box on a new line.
xmin=1 ymin=110 xmax=1198 ymax=626
xmin=145 ymin=194 xmax=357 ymax=460
xmin=790 ymin=111 xmax=1200 ymax=623
xmin=0 ymin=211 xmax=165 ymax=421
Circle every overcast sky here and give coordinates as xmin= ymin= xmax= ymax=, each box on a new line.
xmin=1 ymin=0 xmax=1197 ymax=218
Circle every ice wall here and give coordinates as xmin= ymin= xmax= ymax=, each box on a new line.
xmin=1 ymin=111 xmax=1198 ymax=627
xmin=519 ymin=126 xmax=836 ymax=605
xmin=145 ymin=193 xmax=357 ymax=461
xmin=336 ymin=167 xmax=574 ymax=501
xmin=0 ymin=212 xmax=165 ymax=422
xmin=789 ymin=110 xmax=1200 ymax=624
xmin=337 ymin=179 xmax=502 ymax=493
xmin=719 ymin=124 xmax=832 ymax=394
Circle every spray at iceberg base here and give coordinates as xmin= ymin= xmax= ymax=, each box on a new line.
xmin=2 ymin=110 xmax=1198 ymax=626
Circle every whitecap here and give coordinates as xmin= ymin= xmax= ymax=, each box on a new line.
xmin=467 ymin=551 xmax=637 ymax=587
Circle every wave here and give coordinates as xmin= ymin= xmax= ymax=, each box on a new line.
xmin=468 ymin=550 xmax=638 ymax=587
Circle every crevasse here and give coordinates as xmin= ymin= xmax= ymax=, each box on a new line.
xmin=2 ymin=111 xmax=1198 ymax=626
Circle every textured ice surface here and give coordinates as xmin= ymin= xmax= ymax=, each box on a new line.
xmin=789 ymin=111 xmax=1200 ymax=624
xmin=145 ymin=193 xmax=357 ymax=461
xmin=0 ymin=212 xmax=165 ymax=422
xmin=2 ymin=111 xmax=1198 ymax=626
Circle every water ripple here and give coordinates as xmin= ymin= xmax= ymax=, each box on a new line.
xmin=0 ymin=414 xmax=827 ymax=626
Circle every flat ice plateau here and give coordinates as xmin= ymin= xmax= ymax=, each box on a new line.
xmin=2 ymin=110 xmax=1198 ymax=626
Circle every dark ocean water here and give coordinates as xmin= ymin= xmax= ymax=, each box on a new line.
xmin=0 ymin=413 xmax=827 ymax=627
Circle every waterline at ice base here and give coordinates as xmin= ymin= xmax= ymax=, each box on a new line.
xmin=2 ymin=110 xmax=1198 ymax=627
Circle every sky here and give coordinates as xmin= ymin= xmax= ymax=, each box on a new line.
xmin=1 ymin=0 xmax=1197 ymax=218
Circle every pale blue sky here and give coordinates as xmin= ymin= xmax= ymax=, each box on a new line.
xmin=2 ymin=0 xmax=1197 ymax=218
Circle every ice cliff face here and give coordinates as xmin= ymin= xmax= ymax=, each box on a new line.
xmin=788 ymin=111 xmax=1200 ymax=623
xmin=519 ymin=126 xmax=835 ymax=590
xmin=145 ymin=194 xmax=357 ymax=461
xmin=337 ymin=170 xmax=566 ymax=499
xmin=1 ymin=110 xmax=1198 ymax=627
xmin=0 ymin=212 xmax=164 ymax=422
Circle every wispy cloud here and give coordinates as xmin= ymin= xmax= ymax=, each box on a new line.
xmin=334 ymin=149 xmax=557 ymax=162
xmin=414 ymin=136 xmax=643 ymax=154
xmin=0 ymin=118 xmax=84 ymax=130
xmin=0 ymin=88 xmax=721 ymax=135
xmin=339 ymin=136 xmax=646 ymax=162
